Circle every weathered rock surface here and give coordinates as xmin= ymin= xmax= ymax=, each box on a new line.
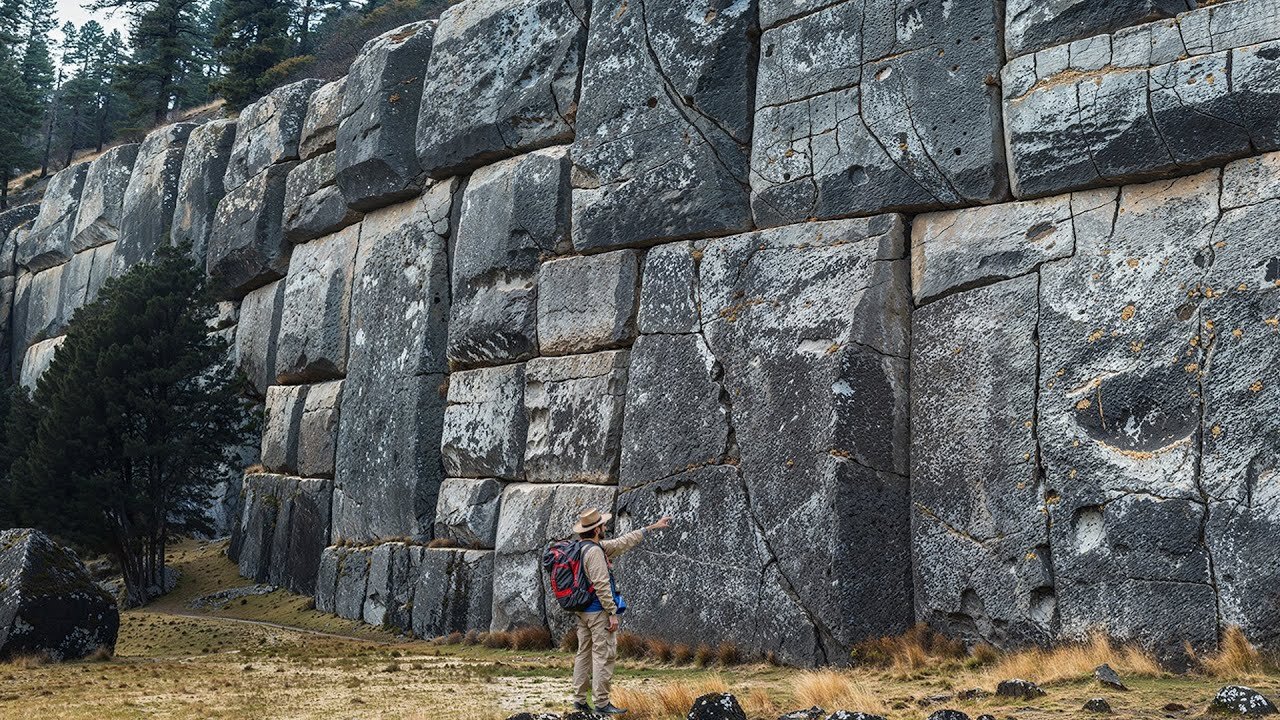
xmin=571 ymin=0 xmax=755 ymax=251
xmin=416 ymin=0 xmax=583 ymax=178
xmin=300 ymin=78 xmax=345 ymax=161
xmin=537 ymin=250 xmax=638 ymax=356
xmin=0 ymin=205 xmax=38 ymax=256
xmin=911 ymin=275 xmax=1052 ymax=648
xmin=337 ymin=22 xmax=435 ymax=210
xmin=284 ymin=152 xmax=361 ymax=244
xmin=412 ymin=548 xmax=494 ymax=637
xmin=1003 ymin=1 xmax=1280 ymax=199
xmin=688 ymin=694 xmax=746 ymax=720
xmin=636 ymin=241 xmax=698 ymax=335
xmin=21 ymin=163 xmax=87 ymax=272
xmin=751 ymin=0 xmax=1006 ymax=228
xmin=524 ymin=351 xmax=628 ymax=485
xmin=362 ymin=542 xmax=424 ymax=629
xmin=18 ymin=336 xmax=63 ymax=390
xmin=911 ymin=196 xmax=1075 ymax=305
xmin=275 ymin=223 xmax=359 ymax=384
xmin=224 ymin=79 xmax=322 ymax=192
xmin=1004 ymin=0 xmax=1193 ymax=58
xmin=996 ymin=679 xmax=1046 ymax=700
xmin=117 ymin=123 xmax=195 ymax=270
xmin=170 ymin=120 xmax=237 ymax=262
xmin=0 ymin=529 xmax=118 ymax=661
xmin=315 ymin=545 xmax=370 ymax=616
xmin=260 ymin=384 xmax=307 ymax=474
xmin=448 ymin=147 xmax=570 ymax=368
xmin=434 ymin=478 xmax=503 ymax=548
xmin=233 ymin=474 xmax=333 ymax=595
xmin=332 ymin=183 xmax=455 ymax=542
xmin=1211 ymin=686 xmax=1278 ymax=716
xmin=207 ymin=161 xmax=297 ymax=298
xmin=297 ymin=380 xmax=342 ymax=479
xmin=1095 ymin=663 xmax=1127 ymax=690
xmin=12 ymin=263 xmax=64 ymax=354
xmin=1083 ymin=697 xmax=1112 ymax=714
xmin=491 ymin=482 xmax=616 ymax=631
xmin=71 ymin=143 xmax=139 ymax=252
xmin=441 ymin=364 xmax=527 ymax=481
xmin=235 ymin=279 xmax=286 ymax=397
xmin=698 ymin=216 xmax=913 ymax=662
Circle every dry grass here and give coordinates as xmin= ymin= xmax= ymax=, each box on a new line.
xmin=850 ymin=623 xmax=967 ymax=673
xmin=986 ymin=630 xmax=1163 ymax=685
xmin=742 ymin=686 xmax=777 ymax=717
xmin=85 ymin=646 xmax=114 ymax=663
xmin=792 ymin=669 xmax=888 ymax=715
xmin=3 ymin=652 xmax=50 ymax=669
xmin=612 ymin=676 xmax=730 ymax=720
xmin=1195 ymin=626 xmax=1264 ymax=678
xmin=509 ymin=626 xmax=554 ymax=651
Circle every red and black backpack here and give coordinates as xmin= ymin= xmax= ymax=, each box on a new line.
xmin=542 ymin=539 xmax=597 ymax=611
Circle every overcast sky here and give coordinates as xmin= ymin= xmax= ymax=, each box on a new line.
xmin=54 ymin=0 xmax=131 ymax=37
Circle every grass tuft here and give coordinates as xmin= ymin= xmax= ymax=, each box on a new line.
xmin=792 ymin=669 xmax=887 ymax=714
xmin=987 ymin=630 xmax=1163 ymax=685
xmin=850 ymin=623 xmax=966 ymax=673
xmin=1196 ymin=626 xmax=1264 ymax=678
xmin=508 ymin=626 xmax=553 ymax=651
xmin=612 ymin=676 xmax=730 ymax=720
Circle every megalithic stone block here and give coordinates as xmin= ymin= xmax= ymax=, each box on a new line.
xmin=235 ymin=279 xmax=286 ymax=398
xmin=362 ymin=542 xmax=424 ymax=629
xmin=207 ymin=160 xmax=297 ymax=299
xmin=71 ymin=143 xmax=139 ymax=252
xmin=434 ymin=478 xmax=503 ymax=548
xmin=1005 ymin=0 xmax=1194 ymax=58
xmin=697 ymin=215 xmax=913 ymax=661
xmin=284 ymin=152 xmax=361 ymax=244
xmin=12 ymin=263 xmax=64 ymax=355
xmin=571 ymin=0 xmax=755 ymax=251
xmin=337 ymin=22 xmax=435 ymax=211
xmin=416 ymin=0 xmax=584 ymax=178
xmin=300 ymin=77 xmax=346 ymax=161
xmin=911 ymin=274 xmax=1052 ymax=649
xmin=20 ymin=163 xmax=87 ymax=272
xmin=298 ymin=380 xmax=342 ymax=479
xmin=524 ymin=350 xmax=629 ymax=485
xmin=234 ymin=474 xmax=333 ymax=595
xmin=536 ymin=250 xmax=639 ymax=356
xmin=1003 ymin=0 xmax=1280 ymax=199
xmin=171 ymin=119 xmax=237 ymax=263
xmin=441 ymin=363 xmax=527 ymax=481
xmin=275 ymin=223 xmax=360 ymax=385
xmin=116 ymin=123 xmax=196 ymax=271
xmin=750 ymin=0 xmax=1006 ymax=228
xmin=636 ymin=241 xmax=698 ymax=335
xmin=261 ymin=384 xmax=307 ymax=474
xmin=224 ymin=79 xmax=323 ymax=193
xmin=412 ymin=548 xmax=494 ymax=638
xmin=333 ymin=546 xmax=372 ymax=620
xmin=447 ymin=147 xmax=571 ymax=368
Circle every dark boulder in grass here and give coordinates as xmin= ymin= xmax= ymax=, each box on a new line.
xmin=926 ymin=712 xmax=970 ymax=720
xmin=996 ymin=678 xmax=1047 ymax=700
xmin=688 ymin=693 xmax=747 ymax=720
xmin=0 ymin=528 xmax=119 ymax=661
xmin=1210 ymin=686 xmax=1278 ymax=715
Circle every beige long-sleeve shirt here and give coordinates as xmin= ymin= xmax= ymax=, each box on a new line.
xmin=581 ymin=529 xmax=646 ymax=615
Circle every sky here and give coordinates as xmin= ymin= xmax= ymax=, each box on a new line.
xmin=54 ymin=0 xmax=131 ymax=36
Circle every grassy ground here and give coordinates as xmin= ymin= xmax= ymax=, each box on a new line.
xmin=1 ymin=539 xmax=1277 ymax=719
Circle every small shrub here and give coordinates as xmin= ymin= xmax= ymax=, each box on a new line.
xmin=693 ymin=643 xmax=715 ymax=667
xmin=716 ymin=641 xmax=741 ymax=666
xmin=463 ymin=630 xmax=481 ymax=646
xmin=444 ymin=631 xmax=464 ymax=646
xmin=616 ymin=632 xmax=649 ymax=660
xmin=968 ymin=642 xmax=999 ymax=667
xmin=481 ymin=631 xmax=509 ymax=649
xmin=650 ymin=638 xmax=673 ymax=663
xmin=672 ymin=643 xmax=695 ymax=665
xmin=427 ymin=538 xmax=459 ymax=549
xmin=85 ymin=646 xmax=114 ymax=663
xmin=508 ymin=626 xmax=553 ymax=651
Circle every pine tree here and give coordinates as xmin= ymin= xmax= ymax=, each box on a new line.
xmin=0 ymin=57 xmax=38 ymax=208
xmin=97 ymin=0 xmax=205 ymax=125
xmin=211 ymin=0 xmax=291 ymax=109
xmin=6 ymin=245 xmax=255 ymax=605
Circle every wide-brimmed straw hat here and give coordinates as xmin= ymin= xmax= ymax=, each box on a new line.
xmin=572 ymin=508 xmax=612 ymax=534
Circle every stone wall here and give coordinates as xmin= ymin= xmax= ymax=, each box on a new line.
xmin=4 ymin=0 xmax=1279 ymax=666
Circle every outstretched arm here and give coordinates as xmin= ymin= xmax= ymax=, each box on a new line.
xmin=601 ymin=516 xmax=673 ymax=558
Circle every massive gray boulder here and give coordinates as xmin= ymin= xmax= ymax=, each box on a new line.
xmin=71 ymin=143 xmax=139 ymax=252
xmin=336 ymin=22 xmax=435 ymax=210
xmin=297 ymin=380 xmax=342 ymax=479
xmin=362 ymin=542 xmax=425 ymax=629
xmin=18 ymin=336 xmax=63 ymax=390
xmin=315 ymin=545 xmax=370 ymax=616
xmin=537 ymin=250 xmax=638 ymax=356
xmin=441 ymin=363 xmax=527 ymax=480
xmin=275 ymin=223 xmax=359 ymax=384
xmin=448 ymin=147 xmax=571 ymax=368
xmin=1003 ymin=1 xmax=1280 ymax=199
xmin=416 ymin=0 xmax=583 ymax=178
xmin=261 ymin=384 xmax=307 ymax=473
xmin=696 ymin=215 xmax=913 ymax=662
xmin=412 ymin=548 xmax=494 ymax=638
xmin=300 ymin=77 xmax=346 ymax=161
xmin=284 ymin=152 xmax=361 ymax=244
xmin=332 ymin=182 xmax=455 ymax=542
xmin=11 ymin=263 xmax=64 ymax=355
xmin=116 ymin=123 xmax=195 ymax=270
xmin=235 ymin=279 xmax=286 ymax=397
xmin=434 ymin=478 xmax=504 ymax=548
xmin=491 ymin=482 xmax=616 ymax=632
xmin=0 ymin=528 xmax=119 ymax=661
xmin=636 ymin=241 xmax=698 ymax=334
xmin=751 ymin=0 xmax=1006 ymax=228
xmin=524 ymin=351 xmax=628 ymax=485
xmin=233 ymin=474 xmax=333 ymax=595
xmin=171 ymin=119 xmax=237 ymax=262
xmin=911 ymin=274 xmax=1053 ymax=648
xmin=207 ymin=161 xmax=297 ymax=298
xmin=20 ymin=163 xmax=87 ymax=272
xmin=571 ymin=0 xmax=755 ymax=251
xmin=1004 ymin=0 xmax=1193 ymax=58
xmin=224 ymin=79 xmax=322 ymax=193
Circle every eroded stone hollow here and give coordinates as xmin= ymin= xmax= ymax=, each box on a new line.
xmin=2 ymin=0 xmax=1278 ymax=668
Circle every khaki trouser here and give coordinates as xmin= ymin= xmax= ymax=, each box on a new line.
xmin=572 ymin=611 xmax=616 ymax=706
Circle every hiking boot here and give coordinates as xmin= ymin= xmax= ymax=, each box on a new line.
xmin=573 ymin=702 xmax=594 ymax=713
xmin=595 ymin=703 xmax=627 ymax=715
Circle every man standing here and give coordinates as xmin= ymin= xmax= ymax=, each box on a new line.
xmin=570 ymin=508 xmax=672 ymax=715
